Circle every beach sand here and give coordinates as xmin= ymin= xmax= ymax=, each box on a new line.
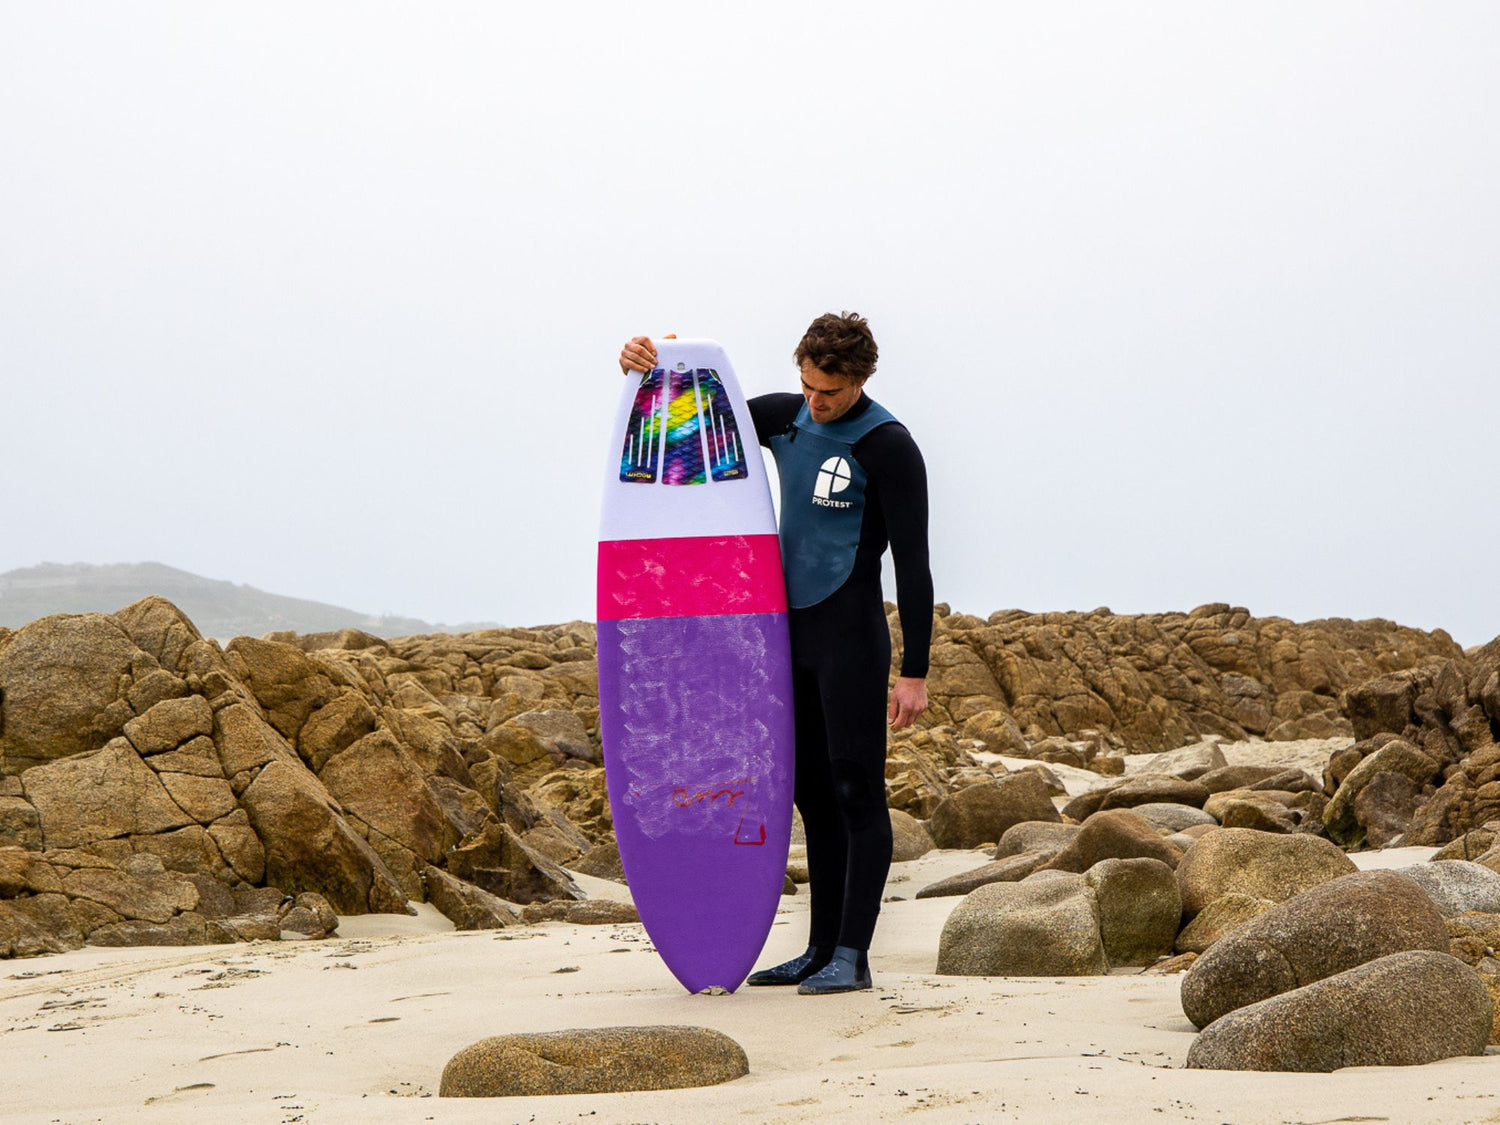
xmin=3 ymin=741 xmax=1495 ymax=1124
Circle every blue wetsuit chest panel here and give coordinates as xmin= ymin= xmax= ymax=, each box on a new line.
xmin=768 ymin=398 xmax=897 ymax=609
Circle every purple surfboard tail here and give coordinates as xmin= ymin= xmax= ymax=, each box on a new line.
xmin=598 ymin=612 xmax=793 ymax=992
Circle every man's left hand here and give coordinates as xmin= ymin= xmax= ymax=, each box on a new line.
xmin=888 ymin=676 xmax=928 ymax=731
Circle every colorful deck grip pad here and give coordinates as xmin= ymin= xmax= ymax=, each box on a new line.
xmin=619 ymin=368 xmax=748 ymax=485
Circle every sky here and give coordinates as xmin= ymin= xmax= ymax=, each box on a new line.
xmin=2 ymin=3 xmax=1497 ymax=646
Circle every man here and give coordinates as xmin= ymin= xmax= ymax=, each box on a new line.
xmin=617 ymin=312 xmax=931 ymax=994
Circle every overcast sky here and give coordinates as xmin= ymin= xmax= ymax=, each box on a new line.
xmin=3 ymin=3 xmax=1497 ymax=646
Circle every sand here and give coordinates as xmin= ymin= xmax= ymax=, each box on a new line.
xmin=3 ymin=740 xmax=1496 ymax=1125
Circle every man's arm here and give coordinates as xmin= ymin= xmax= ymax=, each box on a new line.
xmin=858 ymin=423 xmax=933 ymax=730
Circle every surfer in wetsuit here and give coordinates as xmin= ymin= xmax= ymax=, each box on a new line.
xmin=617 ymin=312 xmax=932 ymax=994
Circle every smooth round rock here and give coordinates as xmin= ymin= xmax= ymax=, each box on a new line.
xmin=439 ymin=1026 xmax=749 ymax=1097
xmin=1401 ymin=860 xmax=1500 ymax=917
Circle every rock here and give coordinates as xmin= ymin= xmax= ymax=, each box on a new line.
xmin=0 ymin=847 xmax=62 ymax=897
xmin=1039 ymin=810 xmax=1183 ymax=874
xmin=890 ymin=809 xmax=935 ymax=861
xmin=1176 ymin=828 xmax=1356 ymax=920
xmin=1345 ymin=674 xmax=1419 ymax=741
xmin=1145 ymin=951 xmax=1198 ymax=974
xmin=1202 ymin=787 xmax=1297 ymax=821
xmin=1185 ymin=951 xmax=1491 ymax=1071
xmin=959 ymin=709 xmax=1028 ymax=755
xmin=1174 ymin=893 xmax=1275 ymax=954
xmin=239 ymin=760 xmax=410 ymax=915
xmin=445 ymin=821 xmax=582 ymax=905
xmin=206 ymin=809 xmax=266 ymax=884
xmin=319 ymin=731 xmax=458 ymax=865
xmin=1181 ymin=870 xmax=1450 ymax=1028
xmin=1138 ymin=740 xmax=1227 ymax=780
xmin=915 ymin=853 xmax=1049 ymax=899
xmin=439 ymin=1026 xmax=748 ymax=1096
xmin=1063 ymin=777 xmax=1209 ymax=821
xmin=122 ymin=695 xmax=215 ymax=756
xmin=21 ymin=739 xmax=195 ymax=849
xmin=1324 ymin=739 xmax=1440 ymax=846
xmin=1433 ymin=824 xmax=1500 ymax=863
xmin=1352 ymin=771 xmax=1423 ymax=847
xmin=222 ymin=637 xmax=340 ymax=743
xmin=1129 ymin=803 xmax=1218 ymax=834
xmin=61 ymin=854 xmax=199 ymax=924
xmin=936 ymin=874 xmax=1107 ymax=976
xmin=570 ymin=840 xmax=626 ymax=883
xmin=1085 ymin=857 xmax=1179 ymax=967
xmin=88 ymin=913 xmax=207 ymax=947
xmin=1248 ymin=769 xmax=1322 ymax=794
xmin=1400 ymin=861 xmax=1500 ymax=917
xmin=279 ymin=892 xmax=338 ymax=938
xmin=507 ymin=710 xmax=596 ymax=764
xmin=0 ymin=797 xmax=42 ymax=851
xmin=994 ymin=820 xmax=1079 ymax=858
xmin=421 ymin=865 xmax=520 ymax=929
xmin=296 ymin=692 xmax=378 ymax=772
xmin=0 ymin=893 xmax=83 ymax=957
xmin=1216 ymin=795 xmax=1298 ymax=834
xmin=928 ymin=771 xmax=1060 ymax=849
xmin=1197 ymin=765 xmax=1286 ymax=794
xmin=0 ymin=614 xmax=142 ymax=774
xmin=520 ymin=900 xmax=641 ymax=925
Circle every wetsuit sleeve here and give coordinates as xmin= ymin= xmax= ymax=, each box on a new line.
xmin=859 ymin=424 xmax=933 ymax=678
xmin=748 ymin=393 xmax=802 ymax=447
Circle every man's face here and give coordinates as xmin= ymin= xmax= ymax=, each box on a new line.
xmin=800 ymin=362 xmax=864 ymax=424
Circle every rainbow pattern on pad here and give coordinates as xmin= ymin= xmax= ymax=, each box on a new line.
xmin=619 ymin=367 xmax=749 ymax=486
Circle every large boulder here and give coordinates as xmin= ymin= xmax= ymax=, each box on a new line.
xmin=889 ymin=809 xmax=935 ymax=861
xmin=1039 ymin=809 xmax=1183 ymax=874
xmin=0 ymin=614 xmax=144 ymax=774
xmin=1180 ymin=869 xmax=1450 ymax=1028
xmin=1323 ymin=739 xmax=1440 ymax=846
xmin=1176 ymin=828 xmax=1356 ymax=921
xmin=1136 ymin=740 xmax=1227 ymax=780
xmin=936 ymin=874 xmax=1107 ymax=976
xmin=21 ymin=739 xmax=195 ymax=849
xmin=928 ymin=772 xmax=1060 ymax=849
xmin=995 ymin=820 xmax=1079 ymax=858
xmin=440 ymin=1026 xmax=748 ymax=1097
xmin=1085 ymin=857 xmax=1179 ymax=967
xmin=1174 ymin=893 xmax=1275 ymax=955
xmin=1130 ymin=803 xmax=1218 ymax=834
xmin=238 ymin=760 xmax=409 ymax=915
xmin=1186 ymin=951 xmax=1491 ymax=1071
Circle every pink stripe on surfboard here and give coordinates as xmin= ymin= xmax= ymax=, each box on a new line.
xmin=597 ymin=534 xmax=788 ymax=620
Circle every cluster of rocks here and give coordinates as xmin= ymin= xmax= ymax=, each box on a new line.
xmin=924 ymin=749 xmax=1500 ymax=1071
xmin=0 ymin=598 xmax=622 ymax=958
xmin=0 ymin=595 xmax=1487 ymax=961
xmin=1329 ymin=638 xmax=1500 ymax=846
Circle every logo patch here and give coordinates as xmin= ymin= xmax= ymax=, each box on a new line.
xmin=812 ymin=457 xmax=854 ymax=508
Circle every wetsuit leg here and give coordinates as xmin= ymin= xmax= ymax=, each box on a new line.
xmin=792 ymin=662 xmax=847 ymax=949
xmin=791 ymin=585 xmax=893 ymax=953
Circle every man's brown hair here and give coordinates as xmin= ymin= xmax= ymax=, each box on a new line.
xmin=794 ymin=311 xmax=878 ymax=383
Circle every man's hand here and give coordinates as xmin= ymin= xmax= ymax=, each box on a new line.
xmin=619 ymin=336 xmax=658 ymax=374
xmin=887 ymin=676 xmax=928 ymax=731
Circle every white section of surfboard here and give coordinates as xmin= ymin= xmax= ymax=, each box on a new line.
xmin=600 ymin=338 xmax=777 ymax=544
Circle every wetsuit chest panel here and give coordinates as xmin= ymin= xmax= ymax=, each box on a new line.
xmin=769 ymin=398 xmax=896 ymax=609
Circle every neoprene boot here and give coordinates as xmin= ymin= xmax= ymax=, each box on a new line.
xmin=746 ymin=945 xmax=833 ymax=986
xmin=796 ymin=945 xmax=871 ymax=995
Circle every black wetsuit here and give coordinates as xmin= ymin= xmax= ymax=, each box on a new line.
xmin=749 ymin=392 xmax=932 ymax=952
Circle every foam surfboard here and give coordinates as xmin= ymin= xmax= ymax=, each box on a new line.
xmin=596 ymin=338 xmax=794 ymax=994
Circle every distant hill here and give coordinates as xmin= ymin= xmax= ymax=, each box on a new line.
xmin=0 ymin=562 xmax=499 ymax=640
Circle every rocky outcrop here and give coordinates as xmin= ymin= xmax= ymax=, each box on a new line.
xmin=0 ymin=600 xmax=611 ymax=958
xmin=439 ymin=1026 xmax=749 ymax=1096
